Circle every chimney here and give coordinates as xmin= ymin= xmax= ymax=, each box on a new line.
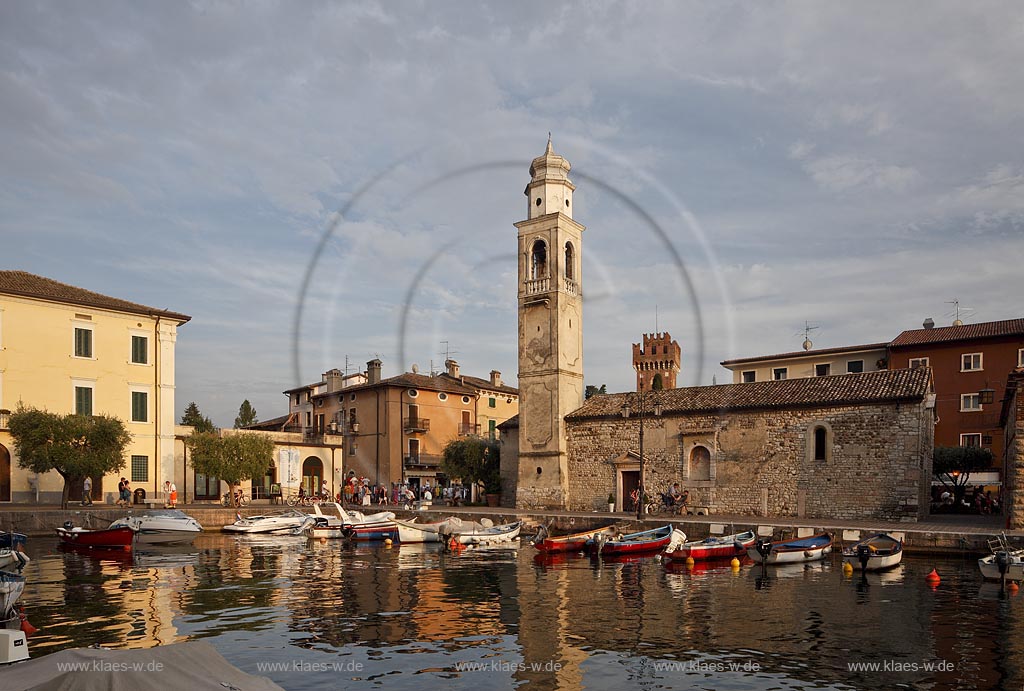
xmin=445 ymin=359 xmax=460 ymax=378
xmin=323 ymin=368 xmax=343 ymax=393
xmin=490 ymin=370 xmax=502 ymax=388
xmin=367 ymin=359 xmax=382 ymax=385
xmin=923 ymin=317 xmax=935 ymax=330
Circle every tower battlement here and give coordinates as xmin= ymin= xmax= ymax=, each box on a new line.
xmin=632 ymin=332 xmax=681 ymax=390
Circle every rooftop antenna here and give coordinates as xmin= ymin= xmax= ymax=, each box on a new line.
xmin=343 ymin=355 xmax=351 ymax=377
xmin=439 ymin=340 xmax=459 ymax=362
xmin=945 ymin=299 xmax=970 ymax=326
xmin=796 ymin=321 xmax=819 ymax=351
xmin=655 ymin=304 xmax=659 ymax=334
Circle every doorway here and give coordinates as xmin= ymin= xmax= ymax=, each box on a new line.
xmin=620 ymin=470 xmax=640 ymax=512
xmin=302 ymin=457 xmax=323 ymax=495
xmin=0 ymin=444 xmax=10 ymax=502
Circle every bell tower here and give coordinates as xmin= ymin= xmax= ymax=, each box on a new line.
xmin=514 ymin=137 xmax=585 ymax=509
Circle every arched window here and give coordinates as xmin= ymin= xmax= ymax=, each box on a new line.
xmin=806 ymin=422 xmax=833 ymax=464
xmin=813 ymin=427 xmax=827 ymax=462
xmin=564 ymin=242 xmax=575 ymax=280
xmin=690 ymin=446 xmax=711 ymax=481
xmin=530 ymin=239 xmax=548 ymax=279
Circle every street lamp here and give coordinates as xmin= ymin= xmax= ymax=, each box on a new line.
xmin=622 ymin=374 xmax=663 ymax=521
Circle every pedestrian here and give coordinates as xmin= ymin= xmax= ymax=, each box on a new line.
xmin=164 ymin=480 xmax=172 ymax=508
xmin=116 ymin=477 xmax=126 ymax=507
xmin=320 ymin=479 xmax=329 ymax=500
xmin=82 ymin=476 xmax=93 ymax=506
xmin=169 ymin=480 xmax=178 ymax=508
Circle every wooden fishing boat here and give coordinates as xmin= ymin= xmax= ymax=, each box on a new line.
xmin=532 ymin=525 xmax=618 ymax=553
xmin=662 ymin=529 xmax=757 ymax=562
xmin=588 ymin=525 xmax=674 ymax=556
xmin=342 ymin=511 xmax=399 ymax=541
xmin=746 ymin=532 xmax=832 ymax=564
xmin=56 ymin=523 xmax=135 ymax=550
xmin=395 ymin=517 xmax=467 ymax=543
xmin=841 ymin=533 xmax=904 ymax=571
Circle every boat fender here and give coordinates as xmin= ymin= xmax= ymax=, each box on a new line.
xmin=804 ymin=550 xmax=814 ymax=559
xmin=19 ymin=606 xmax=37 ymax=636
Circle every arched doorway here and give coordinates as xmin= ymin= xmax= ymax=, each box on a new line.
xmin=0 ymin=444 xmax=10 ymax=502
xmin=302 ymin=457 xmax=323 ymax=495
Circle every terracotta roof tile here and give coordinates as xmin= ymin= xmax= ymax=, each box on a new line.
xmin=440 ymin=373 xmax=519 ymax=395
xmin=566 ymin=367 xmax=932 ymax=421
xmin=0 ymin=270 xmax=190 ymax=323
xmin=314 ymin=371 xmax=480 ymax=398
xmin=890 ymin=318 xmax=1024 ymax=348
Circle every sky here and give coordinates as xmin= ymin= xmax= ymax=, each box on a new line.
xmin=3 ymin=2 xmax=1023 ymax=427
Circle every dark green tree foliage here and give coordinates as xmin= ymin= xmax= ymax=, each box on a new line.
xmin=933 ymin=445 xmax=994 ymax=501
xmin=234 ymin=400 xmax=258 ymax=429
xmin=442 ymin=437 xmax=501 ymax=494
xmin=584 ymin=384 xmax=607 ymax=400
xmin=187 ymin=432 xmax=275 ymax=491
xmin=181 ymin=401 xmax=216 ymax=433
xmin=9 ymin=406 xmax=131 ymax=508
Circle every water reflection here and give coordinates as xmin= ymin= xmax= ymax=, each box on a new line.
xmin=14 ymin=536 xmax=1024 ymax=690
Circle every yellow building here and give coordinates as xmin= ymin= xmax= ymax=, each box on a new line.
xmin=0 ymin=271 xmax=189 ymax=504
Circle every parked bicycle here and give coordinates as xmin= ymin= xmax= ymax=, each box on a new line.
xmin=222 ymin=489 xmax=249 ymax=508
xmin=286 ymin=493 xmax=324 ymax=507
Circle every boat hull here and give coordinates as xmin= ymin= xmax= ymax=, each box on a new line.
xmin=533 ymin=526 xmax=617 ymax=553
xmin=588 ymin=526 xmax=674 ymax=555
xmin=110 ymin=514 xmax=203 ymax=545
xmin=56 ymin=526 xmax=135 ymax=549
xmin=663 ymin=530 xmax=757 ymax=562
xmin=455 ymin=522 xmax=522 ymax=545
xmin=343 ymin=523 xmax=399 ymax=541
xmin=222 ymin=512 xmax=310 ymax=534
xmin=841 ymin=534 xmax=904 ymax=571
xmin=395 ymin=519 xmax=449 ymax=543
xmin=979 ymin=552 xmax=1024 ymax=581
xmin=747 ymin=533 xmax=833 ymax=564
xmin=0 ymin=550 xmax=29 ymax=570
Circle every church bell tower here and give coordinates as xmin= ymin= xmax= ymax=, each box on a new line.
xmin=514 ymin=137 xmax=585 ymax=509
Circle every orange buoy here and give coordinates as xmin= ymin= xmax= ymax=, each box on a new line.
xmin=925 ymin=568 xmax=940 ymax=585
xmin=1009 ymin=582 xmax=1020 ymax=595
xmin=19 ymin=607 xmax=37 ymax=636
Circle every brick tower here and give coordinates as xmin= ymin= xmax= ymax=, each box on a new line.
xmin=632 ymin=332 xmax=681 ymax=390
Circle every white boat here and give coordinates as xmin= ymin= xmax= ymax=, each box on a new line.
xmin=747 ymin=533 xmax=833 ymax=564
xmin=0 ymin=549 xmax=29 ymax=571
xmin=110 ymin=510 xmax=203 ymax=545
xmin=0 ymin=570 xmax=26 ymax=624
xmin=449 ymin=520 xmax=522 ymax=546
xmin=841 ymin=533 xmax=903 ymax=572
xmin=979 ymin=535 xmax=1024 ymax=581
xmin=222 ymin=509 xmax=311 ymax=534
xmin=394 ymin=517 xmax=471 ymax=543
xmin=304 ymin=504 xmax=397 ymax=539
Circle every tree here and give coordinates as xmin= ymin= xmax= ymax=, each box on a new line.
xmin=9 ymin=406 xmax=132 ymax=509
xmin=187 ymin=431 xmax=275 ymax=494
xmin=585 ymin=384 xmax=607 ymax=400
xmin=441 ymin=437 xmax=501 ymax=496
xmin=933 ymin=445 xmax=993 ymax=508
xmin=234 ymin=400 xmax=258 ymax=429
xmin=181 ymin=402 xmax=215 ymax=433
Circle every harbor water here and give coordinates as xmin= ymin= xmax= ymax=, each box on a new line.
xmin=7 ymin=533 xmax=1023 ymax=690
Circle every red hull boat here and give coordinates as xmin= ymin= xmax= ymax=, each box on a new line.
xmin=532 ymin=525 xmax=617 ymax=553
xmin=587 ymin=525 xmax=675 ymax=556
xmin=662 ymin=529 xmax=757 ymax=562
xmin=56 ymin=525 xmax=135 ymax=550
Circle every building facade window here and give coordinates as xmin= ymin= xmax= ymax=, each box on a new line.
xmin=74 ymin=385 xmax=93 ymax=416
xmin=815 ymin=364 xmax=831 ymax=377
xmin=488 ymin=419 xmax=496 ymax=440
xmin=131 ymin=335 xmax=148 ymax=364
xmin=488 ymin=397 xmax=496 ymax=408
xmin=813 ymin=427 xmax=827 ymax=461
xmin=847 ymin=360 xmax=864 ymax=374
xmin=564 ymin=242 xmax=575 ymax=280
xmin=131 ymin=391 xmax=148 ymax=422
xmin=407 ymin=389 xmax=418 ymax=398
xmin=960 ymin=433 xmax=982 ymax=447
xmin=741 ymin=371 xmax=756 ymax=383
xmin=438 ymin=392 xmax=448 ymax=402
xmin=806 ymin=421 xmax=833 ymax=464
xmin=909 ymin=357 xmax=929 ymax=369
xmin=961 ymin=353 xmax=983 ymax=371
xmin=961 ymin=393 xmax=982 ymax=412
xmin=131 ymin=455 xmax=148 ymax=483
xmin=773 ymin=368 xmax=787 ymax=381
xmin=74 ymin=326 xmax=93 ymax=358
xmin=1019 ymin=348 xmax=1024 ymax=367
xmin=462 ymin=396 xmax=471 ymax=404
xmin=530 ymin=239 xmax=548 ymax=279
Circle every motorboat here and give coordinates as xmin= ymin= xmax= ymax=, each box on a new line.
xmin=663 ymin=529 xmax=756 ymax=562
xmin=447 ymin=520 xmax=522 ymax=546
xmin=341 ymin=510 xmax=399 ymax=541
xmin=746 ymin=532 xmax=833 ymax=565
xmin=588 ymin=525 xmax=674 ymax=556
xmin=394 ymin=517 xmax=463 ymax=543
xmin=978 ymin=533 xmax=1024 ymax=582
xmin=0 ymin=533 xmax=27 ymax=550
xmin=222 ymin=509 xmax=312 ymax=534
xmin=841 ymin=533 xmax=904 ymax=572
xmin=56 ymin=522 xmax=135 ymax=550
xmin=304 ymin=504 xmax=398 ymax=539
xmin=0 ymin=548 xmax=29 ymax=571
xmin=109 ymin=510 xmax=203 ymax=545
xmin=531 ymin=525 xmax=618 ymax=553
xmin=0 ymin=570 xmax=26 ymax=628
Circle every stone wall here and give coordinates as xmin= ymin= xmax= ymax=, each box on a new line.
xmin=566 ymin=399 xmax=934 ymax=521
xmin=1008 ymin=381 xmax=1024 ymax=529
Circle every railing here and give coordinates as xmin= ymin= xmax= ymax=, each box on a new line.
xmin=403 ymin=417 xmax=430 ymax=432
xmin=564 ymin=278 xmax=579 ymax=296
xmin=524 ymin=277 xmax=550 ymax=295
xmin=404 ymin=453 xmax=443 ymax=467
xmin=459 ymin=423 xmax=480 ymax=436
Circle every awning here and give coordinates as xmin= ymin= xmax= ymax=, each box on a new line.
xmin=932 ymin=470 xmax=1002 ymax=487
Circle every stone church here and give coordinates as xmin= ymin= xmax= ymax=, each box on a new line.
xmin=499 ymin=141 xmax=935 ymax=521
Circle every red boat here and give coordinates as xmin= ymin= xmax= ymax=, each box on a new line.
xmin=587 ymin=525 xmax=674 ymax=556
xmin=56 ymin=523 xmax=134 ymax=550
xmin=662 ymin=529 xmax=757 ymax=561
xmin=532 ymin=525 xmax=617 ymax=553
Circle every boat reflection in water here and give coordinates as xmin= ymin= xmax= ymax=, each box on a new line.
xmin=13 ymin=534 xmax=1024 ymax=691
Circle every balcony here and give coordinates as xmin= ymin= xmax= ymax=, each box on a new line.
xmin=564 ymin=278 xmax=579 ymax=296
xmin=404 ymin=453 xmax=443 ymax=468
xmin=524 ymin=277 xmax=550 ymax=296
xmin=403 ymin=417 xmax=430 ymax=433
xmin=459 ymin=422 xmax=480 ymax=436
xmin=331 ymin=420 xmax=360 ymax=435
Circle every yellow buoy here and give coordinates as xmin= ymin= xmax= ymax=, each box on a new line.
xmin=685 ymin=557 xmax=695 ymax=568
xmin=730 ymin=557 xmax=740 ymax=568
xmin=384 ymin=538 xmax=393 ymax=546
xmin=842 ymin=561 xmax=853 ymax=575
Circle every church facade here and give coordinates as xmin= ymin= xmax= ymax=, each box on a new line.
xmin=502 ymin=141 xmax=936 ymax=520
